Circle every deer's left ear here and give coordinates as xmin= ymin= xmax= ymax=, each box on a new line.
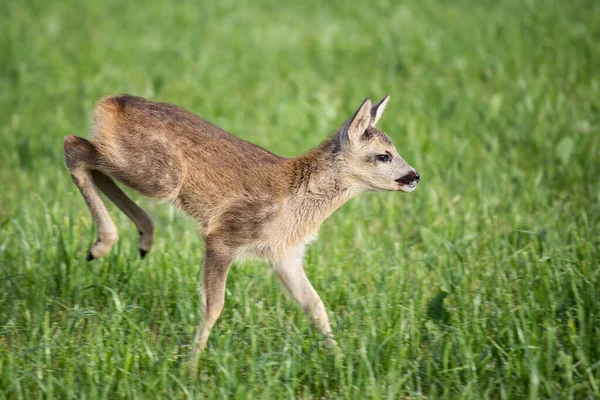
xmin=346 ymin=97 xmax=372 ymax=143
xmin=370 ymin=93 xmax=390 ymax=127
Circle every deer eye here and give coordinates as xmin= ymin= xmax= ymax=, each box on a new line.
xmin=376 ymin=153 xmax=392 ymax=163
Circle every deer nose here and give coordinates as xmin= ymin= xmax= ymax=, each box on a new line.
xmin=395 ymin=170 xmax=420 ymax=185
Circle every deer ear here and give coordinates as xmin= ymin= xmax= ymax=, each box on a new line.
xmin=343 ymin=97 xmax=372 ymax=143
xmin=370 ymin=93 xmax=390 ymax=127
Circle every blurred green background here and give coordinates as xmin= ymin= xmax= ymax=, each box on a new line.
xmin=1 ymin=0 xmax=599 ymax=398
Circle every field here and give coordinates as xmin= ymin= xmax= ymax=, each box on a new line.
xmin=1 ymin=0 xmax=599 ymax=398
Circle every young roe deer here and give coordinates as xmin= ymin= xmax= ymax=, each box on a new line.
xmin=63 ymin=94 xmax=420 ymax=367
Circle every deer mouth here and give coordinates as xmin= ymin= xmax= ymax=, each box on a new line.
xmin=397 ymin=181 xmax=418 ymax=192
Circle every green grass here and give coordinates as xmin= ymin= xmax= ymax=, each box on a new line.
xmin=1 ymin=0 xmax=599 ymax=398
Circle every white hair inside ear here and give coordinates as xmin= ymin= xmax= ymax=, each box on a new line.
xmin=370 ymin=93 xmax=390 ymax=127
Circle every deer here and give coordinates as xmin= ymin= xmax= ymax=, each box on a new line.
xmin=63 ymin=93 xmax=420 ymax=369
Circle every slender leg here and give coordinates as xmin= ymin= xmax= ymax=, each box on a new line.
xmin=190 ymin=245 xmax=233 ymax=370
xmin=272 ymin=244 xmax=335 ymax=344
xmin=91 ymin=171 xmax=154 ymax=258
xmin=64 ymin=135 xmax=118 ymax=260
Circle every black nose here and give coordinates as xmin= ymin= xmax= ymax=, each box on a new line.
xmin=395 ymin=171 xmax=420 ymax=185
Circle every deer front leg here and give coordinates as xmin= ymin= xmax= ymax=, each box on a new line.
xmin=272 ymin=244 xmax=335 ymax=346
xmin=190 ymin=245 xmax=232 ymax=371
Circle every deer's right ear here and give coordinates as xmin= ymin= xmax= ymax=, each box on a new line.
xmin=339 ymin=97 xmax=372 ymax=147
xmin=370 ymin=93 xmax=390 ymax=127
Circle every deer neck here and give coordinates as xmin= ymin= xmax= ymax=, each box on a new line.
xmin=285 ymin=138 xmax=361 ymax=225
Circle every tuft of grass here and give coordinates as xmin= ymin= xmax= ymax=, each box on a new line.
xmin=1 ymin=0 xmax=599 ymax=398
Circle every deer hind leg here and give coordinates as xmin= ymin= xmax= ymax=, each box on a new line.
xmin=272 ymin=244 xmax=335 ymax=346
xmin=64 ymin=135 xmax=117 ymax=260
xmin=190 ymin=244 xmax=233 ymax=371
xmin=91 ymin=171 xmax=154 ymax=258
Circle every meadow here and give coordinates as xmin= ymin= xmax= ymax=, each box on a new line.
xmin=1 ymin=0 xmax=599 ymax=398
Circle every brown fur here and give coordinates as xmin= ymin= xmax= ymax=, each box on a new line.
xmin=63 ymin=93 xmax=419 ymax=369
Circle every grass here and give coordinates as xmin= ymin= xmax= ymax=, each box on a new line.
xmin=1 ymin=0 xmax=599 ymax=398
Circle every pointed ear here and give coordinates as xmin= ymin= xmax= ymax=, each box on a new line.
xmin=343 ymin=97 xmax=372 ymax=143
xmin=370 ymin=93 xmax=390 ymax=127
